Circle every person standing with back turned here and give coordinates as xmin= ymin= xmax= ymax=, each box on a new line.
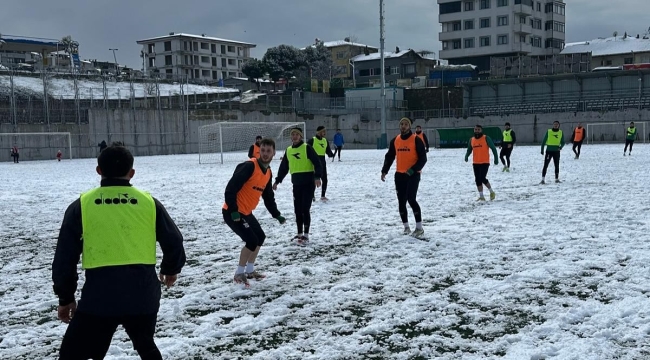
xmin=332 ymin=129 xmax=344 ymax=161
xmin=540 ymin=121 xmax=565 ymax=184
xmin=570 ymin=122 xmax=585 ymax=159
xmin=500 ymin=122 xmax=516 ymax=171
xmin=273 ymin=127 xmax=322 ymax=244
xmin=52 ymin=142 xmax=186 ymax=360
xmin=307 ymin=126 xmax=334 ymax=201
xmin=381 ymin=117 xmax=427 ymax=239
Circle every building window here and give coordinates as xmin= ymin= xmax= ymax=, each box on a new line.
xmin=337 ymin=51 xmax=345 ymax=59
xmin=545 ymin=38 xmax=565 ymax=49
xmin=624 ymin=57 xmax=634 ymax=64
xmin=480 ymin=0 xmax=490 ymax=9
xmin=165 ymin=55 xmax=172 ymax=66
xmin=391 ymin=66 xmax=399 ymax=75
xmin=212 ymin=57 xmax=217 ymax=66
xmin=201 ymin=43 xmax=209 ymax=50
xmin=184 ymin=42 xmax=188 ymax=51
xmin=497 ymin=35 xmax=509 ymax=45
xmin=228 ymin=59 xmax=236 ymax=66
xmin=193 ymin=55 xmax=199 ymax=64
xmin=440 ymin=2 xmax=462 ymax=14
xmin=452 ymin=21 xmax=462 ymax=31
xmin=185 ymin=55 xmax=190 ymax=65
xmin=536 ymin=1 xmax=541 ymax=11
xmin=453 ymin=39 xmax=462 ymax=49
xmin=200 ymin=56 xmax=209 ymax=63
xmin=202 ymin=69 xmax=210 ymax=77
xmin=554 ymin=3 xmax=565 ymax=15
xmin=519 ymin=16 xmax=527 ymax=24
xmin=227 ymin=45 xmax=235 ymax=53
xmin=221 ymin=45 xmax=226 ymax=54
xmin=464 ymin=1 xmax=474 ymax=11
xmin=480 ymin=18 xmax=491 ymax=28
xmin=497 ymin=16 xmax=508 ymax=26
xmin=211 ymin=44 xmax=217 ymax=53
xmin=193 ymin=42 xmax=198 ymax=51
xmin=164 ymin=41 xmax=171 ymax=51
xmin=359 ymin=69 xmax=370 ymax=76
xmin=404 ymin=64 xmax=416 ymax=74
xmin=497 ymin=0 xmax=508 ymax=6
xmin=530 ymin=36 xmax=542 ymax=48
xmin=166 ymin=69 xmax=173 ymax=74
xmin=442 ymin=41 xmax=449 ymax=50
xmin=464 ymin=38 xmax=475 ymax=48
xmin=222 ymin=71 xmax=227 ymax=79
xmin=480 ymin=36 xmax=491 ymax=47
xmin=238 ymin=60 xmax=243 ymax=68
xmin=464 ymin=20 xmax=474 ymax=30
xmin=213 ymin=71 xmax=218 ymax=79
xmin=532 ymin=18 xmax=542 ymax=29
xmin=520 ymin=35 xmax=526 ymax=43
xmin=148 ymin=57 xmax=155 ymax=67
xmin=147 ymin=44 xmax=155 ymax=54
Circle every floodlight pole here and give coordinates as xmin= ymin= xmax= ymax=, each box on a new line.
xmin=379 ymin=0 xmax=387 ymax=149
xmin=109 ymin=48 xmax=119 ymax=75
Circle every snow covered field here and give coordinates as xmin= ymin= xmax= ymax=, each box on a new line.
xmin=1 ymin=144 xmax=649 ymax=359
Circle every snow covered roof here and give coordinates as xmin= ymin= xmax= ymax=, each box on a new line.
xmin=229 ymin=76 xmax=273 ymax=83
xmin=351 ymin=50 xmax=414 ymax=62
xmin=137 ymin=33 xmax=256 ymax=47
xmin=561 ymin=35 xmax=650 ymax=57
xmin=321 ymin=40 xmax=378 ymax=49
xmin=434 ymin=64 xmax=477 ymax=71
xmin=0 ymin=34 xmax=61 ymax=47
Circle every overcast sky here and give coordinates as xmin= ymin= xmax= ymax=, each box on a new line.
xmin=1 ymin=0 xmax=648 ymax=69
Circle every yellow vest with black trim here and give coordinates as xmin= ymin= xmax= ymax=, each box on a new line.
xmin=546 ymin=129 xmax=563 ymax=146
xmin=503 ymin=129 xmax=513 ymax=142
xmin=286 ymin=143 xmax=314 ymax=174
xmin=312 ymin=136 xmax=328 ymax=156
xmin=80 ymin=186 xmax=157 ymax=269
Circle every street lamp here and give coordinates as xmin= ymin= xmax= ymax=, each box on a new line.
xmin=109 ymin=48 xmax=119 ymax=75
xmin=639 ymin=77 xmax=642 ymax=111
xmin=349 ymin=59 xmax=356 ymax=88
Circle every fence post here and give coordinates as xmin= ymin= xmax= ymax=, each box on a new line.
xmin=9 ymin=71 xmax=16 ymax=126
xmin=118 ymin=88 xmax=121 ymax=109
xmin=43 ymin=72 xmax=50 ymax=126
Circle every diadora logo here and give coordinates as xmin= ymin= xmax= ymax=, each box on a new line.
xmin=397 ymin=147 xmax=411 ymax=152
xmin=553 ymin=134 xmax=559 ymax=138
xmin=320 ymin=143 xmax=325 ymax=148
xmin=292 ymin=153 xmax=301 ymax=159
xmin=252 ymin=186 xmax=265 ymax=192
xmin=94 ymin=193 xmax=138 ymax=205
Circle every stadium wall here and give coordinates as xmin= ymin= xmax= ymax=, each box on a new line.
xmin=2 ymin=108 xmax=649 ymax=162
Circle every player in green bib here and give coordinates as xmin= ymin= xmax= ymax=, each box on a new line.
xmin=624 ymin=121 xmax=637 ymax=156
xmin=540 ymin=121 xmax=565 ymax=184
xmin=52 ymin=142 xmax=186 ymax=359
xmin=307 ymin=125 xmax=335 ymax=201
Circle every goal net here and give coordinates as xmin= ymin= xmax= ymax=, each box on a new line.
xmin=199 ymin=122 xmax=306 ymax=164
xmin=1 ymin=132 xmax=72 ymax=162
xmin=586 ymin=122 xmax=646 ymax=144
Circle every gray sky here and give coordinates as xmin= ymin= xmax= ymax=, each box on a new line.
xmin=1 ymin=0 xmax=648 ymax=69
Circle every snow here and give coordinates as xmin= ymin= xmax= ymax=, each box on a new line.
xmin=351 ymin=50 xmax=412 ymax=63
xmin=136 ymin=33 xmax=255 ymax=47
xmin=562 ymin=35 xmax=650 ymax=57
xmin=0 ymin=75 xmax=239 ymax=100
xmin=1 ymin=144 xmax=650 ymax=359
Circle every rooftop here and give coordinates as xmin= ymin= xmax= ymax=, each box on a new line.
xmin=321 ymin=40 xmax=378 ymax=49
xmin=136 ymin=33 xmax=256 ymax=47
xmin=351 ymin=49 xmax=438 ymax=63
xmin=561 ymin=35 xmax=650 ymax=57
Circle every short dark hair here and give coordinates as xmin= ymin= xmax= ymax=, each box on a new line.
xmin=415 ymin=125 xmax=422 ymax=128
xmin=336 ymin=129 xmax=341 ymax=131
xmin=255 ymin=135 xmax=263 ymax=140
xmin=259 ymin=138 xmax=275 ymax=149
xmin=505 ymin=122 xmax=510 ymax=126
xmin=475 ymin=124 xmax=483 ymax=129
xmin=553 ymin=121 xmax=560 ymax=125
xmin=316 ymin=125 xmax=326 ymax=131
xmin=97 ymin=142 xmax=134 ymax=178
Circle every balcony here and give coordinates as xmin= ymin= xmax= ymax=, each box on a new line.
xmin=513 ymin=23 xmax=532 ymax=34
xmin=513 ymin=4 xmax=532 ymax=15
xmin=439 ymin=31 xmax=464 ymax=42
xmin=511 ymin=43 xmax=533 ymax=53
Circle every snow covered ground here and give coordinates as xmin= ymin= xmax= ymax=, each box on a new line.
xmin=1 ymin=144 xmax=649 ymax=359
xmin=0 ymin=75 xmax=238 ymax=100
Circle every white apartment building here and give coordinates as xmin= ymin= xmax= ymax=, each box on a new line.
xmin=438 ymin=0 xmax=566 ymax=73
xmin=136 ymin=33 xmax=256 ymax=81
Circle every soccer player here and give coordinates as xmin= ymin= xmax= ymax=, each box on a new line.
xmin=381 ymin=117 xmax=427 ymax=239
xmin=223 ymin=138 xmax=286 ymax=286
xmin=273 ymin=127 xmax=322 ymax=244
xmin=414 ymin=125 xmax=430 ymax=152
xmin=52 ymin=142 xmax=186 ymax=360
xmin=624 ymin=122 xmax=637 ymax=156
xmin=570 ymin=122 xmax=585 ymax=159
xmin=307 ymin=126 xmax=334 ymax=201
xmin=500 ymin=122 xmax=516 ymax=171
xmin=465 ymin=125 xmax=499 ymax=201
xmin=10 ymin=145 xmax=19 ymax=163
xmin=57 ymin=149 xmax=63 ymax=162
xmin=248 ymin=135 xmax=263 ymax=158
xmin=332 ymin=129 xmax=344 ymax=161
xmin=540 ymin=121 xmax=565 ymax=184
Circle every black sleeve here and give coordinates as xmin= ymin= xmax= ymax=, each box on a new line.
xmin=381 ymin=137 xmax=397 ymax=174
xmin=511 ymin=130 xmax=517 ymax=144
xmin=306 ymin=145 xmax=323 ymax=179
xmin=247 ymin=145 xmax=254 ymax=158
xmin=275 ymin=153 xmax=289 ymax=184
xmin=412 ymin=136 xmax=428 ymax=172
xmin=224 ymin=162 xmax=255 ymax=214
xmin=306 ymin=138 xmax=314 ymax=147
xmin=261 ymin=175 xmax=281 ymax=218
xmin=153 ymin=198 xmax=186 ymax=276
xmin=422 ymin=133 xmax=430 ymax=149
xmin=52 ymin=199 xmax=83 ymax=306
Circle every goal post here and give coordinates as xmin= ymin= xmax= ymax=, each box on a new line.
xmin=586 ymin=122 xmax=646 ymax=144
xmin=198 ymin=122 xmax=307 ymax=164
xmin=1 ymin=132 xmax=72 ymax=161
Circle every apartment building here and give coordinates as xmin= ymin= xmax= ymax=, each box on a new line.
xmin=136 ymin=33 xmax=256 ymax=80
xmin=438 ymin=0 xmax=566 ymax=73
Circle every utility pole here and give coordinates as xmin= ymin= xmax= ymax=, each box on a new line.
xmin=379 ymin=0 xmax=387 ymax=149
xmin=109 ymin=48 xmax=119 ymax=75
